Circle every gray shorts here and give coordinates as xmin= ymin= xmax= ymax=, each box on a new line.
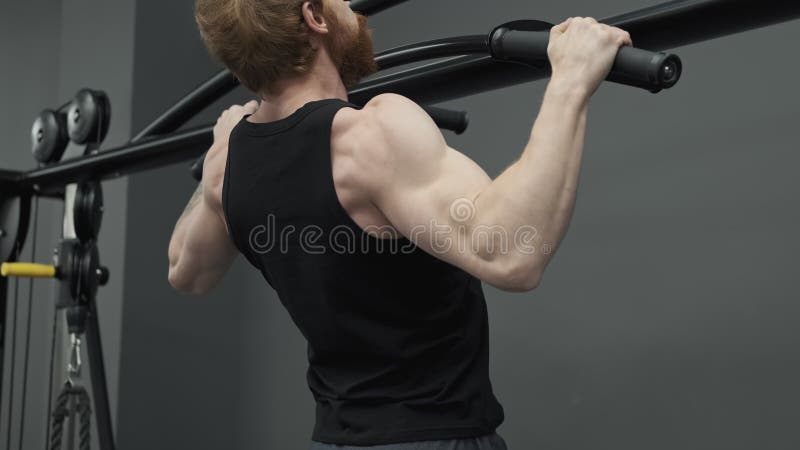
xmin=310 ymin=433 xmax=508 ymax=450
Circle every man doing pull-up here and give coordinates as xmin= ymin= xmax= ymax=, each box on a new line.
xmin=168 ymin=1 xmax=631 ymax=448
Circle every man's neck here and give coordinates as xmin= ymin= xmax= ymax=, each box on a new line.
xmin=250 ymin=58 xmax=348 ymax=124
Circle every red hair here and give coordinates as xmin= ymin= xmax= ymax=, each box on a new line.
xmin=195 ymin=0 xmax=323 ymax=95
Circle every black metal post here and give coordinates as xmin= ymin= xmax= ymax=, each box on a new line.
xmin=85 ymin=298 xmax=115 ymax=450
xmin=0 ymin=276 xmax=6 ymax=405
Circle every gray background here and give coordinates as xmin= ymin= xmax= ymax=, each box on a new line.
xmin=1 ymin=0 xmax=799 ymax=449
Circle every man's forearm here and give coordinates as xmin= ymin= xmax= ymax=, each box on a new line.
xmin=168 ymin=184 xmax=204 ymax=266
xmin=523 ymin=77 xmax=590 ymax=247
xmin=472 ymin=77 xmax=590 ymax=269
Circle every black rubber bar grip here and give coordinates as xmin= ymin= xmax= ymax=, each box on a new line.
xmin=490 ymin=22 xmax=682 ymax=93
xmin=423 ymin=105 xmax=469 ymax=135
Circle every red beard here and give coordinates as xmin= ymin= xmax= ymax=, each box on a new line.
xmin=323 ymin=13 xmax=378 ymax=89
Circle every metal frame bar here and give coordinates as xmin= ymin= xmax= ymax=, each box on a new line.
xmin=350 ymin=0 xmax=410 ymax=16
xmin=6 ymin=0 xmax=798 ymax=193
xmin=17 ymin=126 xmax=213 ymax=193
xmin=11 ymin=42 xmax=495 ymax=191
xmin=604 ymin=0 xmax=800 ymax=50
xmin=374 ymin=35 xmax=487 ymax=70
xmin=132 ymin=70 xmax=237 ymax=142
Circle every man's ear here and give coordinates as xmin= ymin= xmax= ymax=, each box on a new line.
xmin=302 ymin=1 xmax=328 ymax=36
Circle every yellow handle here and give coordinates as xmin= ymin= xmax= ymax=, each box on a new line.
xmin=0 ymin=262 xmax=58 ymax=278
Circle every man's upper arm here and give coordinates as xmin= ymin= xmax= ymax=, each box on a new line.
xmin=356 ymin=94 xmax=505 ymax=284
xmin=168 ymin=198 xmax=239 ymax=295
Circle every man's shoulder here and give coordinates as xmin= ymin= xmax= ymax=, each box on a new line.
xmin=361 ymin=92 xmax=420 ymax=112
xmin=329 ymin=94 xmax=439 ymax=197
xmin=332 ymin=94 xmax=438 ymax=159
xmin=334 ymin=93 xmax=418 ymax=135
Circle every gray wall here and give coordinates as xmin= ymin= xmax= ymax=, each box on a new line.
xmin=2 ymin=0 xmax=800 ymax=449
xmin=115 ymin=1 xmax=252 ymax=448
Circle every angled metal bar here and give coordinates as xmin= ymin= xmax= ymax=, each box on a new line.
xmin=604 ymin=0 xmax=800 ymax=51
xmin=19 ymin=127 xmax=213 ymax=192
xmin=350 ymin=0 xmax=410 ymax=16
xmin=375 ymin=35 xmax=487 ymax=70
xmin=132 ymin=70 xmax=237 ymax=142
xmin=351 ymin=55 xmax=522 ymax=105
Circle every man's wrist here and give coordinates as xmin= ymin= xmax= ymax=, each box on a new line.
xmin=546 ymin=75 xmax=591 ymax=109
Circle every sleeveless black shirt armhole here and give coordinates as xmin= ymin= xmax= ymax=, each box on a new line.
xmin=220 ymin=124 xmax=238 ymax=245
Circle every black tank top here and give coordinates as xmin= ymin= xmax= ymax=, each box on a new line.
xmin=222 ymin=98 xmax=504 ymax=446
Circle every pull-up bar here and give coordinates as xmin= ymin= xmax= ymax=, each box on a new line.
xmin=351 ymin=0 xmax=800 ymax=105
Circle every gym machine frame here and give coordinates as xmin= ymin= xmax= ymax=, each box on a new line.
xmin=1 ymin=0 xmax=799 ymax=449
